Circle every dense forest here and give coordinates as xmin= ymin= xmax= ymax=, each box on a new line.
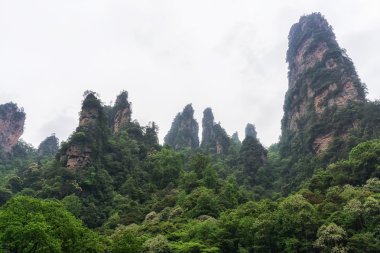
xmin=0 ymin=13 xmax=379 ymax=252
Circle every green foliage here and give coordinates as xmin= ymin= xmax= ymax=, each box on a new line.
xmin=0 ymin=196 xmax=103 ymax=252
xmin=110 ymin=225 xmax=144 ymax=253
xmin=0 ymin=102 xmax=25 ymax=122
xmin=239 ymin=136 xmax=267 ymax=185
xmin=1 ymin=89 xmax=380 ymax=252
xmin=37 ymin=134 xmax=59 ymax=161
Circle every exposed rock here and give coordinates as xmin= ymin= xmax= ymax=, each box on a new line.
xmin=201 ymin=108 xmax=214 ymax=147
xmin=113 ymin=91 xmax=131 ymax=133
xmin=200 ymin=108 xmax=230 ymax=155
xmin=164 ymin=104 xmax=199 ymax=150
xmin=65 ymin=144 xmax=92 ymax=169
xmin=60 ymin=92 xmax=105 ymax=170
xmin=38 ymin=134 xmax=59 ymax=158
xmin=0 ymin=103 xmax=25 ymax=153
xmin=281 ymin=13 xmax=366 ymax=155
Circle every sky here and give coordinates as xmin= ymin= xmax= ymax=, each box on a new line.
xmin=1 ymin=0 xmax=380 ymax=148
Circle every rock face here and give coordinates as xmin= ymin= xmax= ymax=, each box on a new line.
xmin=113 ymin=91 xmax=131 ymax=133
xmin=61 ymin=92 xmax=105 ymax=170
xmin=200 ymin=108 xmax=230 ymax=155
xmin=0 ymin=103 xmax=25 ymax=153
xmin=38 ymin=134 xmax=59 ymax=158
xmin=281 ymin=13 xmax=366 ymax=154
xmin=164 ymin=104 xmax=199 ymax=150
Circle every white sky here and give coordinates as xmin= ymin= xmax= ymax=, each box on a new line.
xmin=1 ymin=0 xmax=379 ymax=148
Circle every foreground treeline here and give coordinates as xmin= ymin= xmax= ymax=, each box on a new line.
xmin=0 ymin=123 xmax=379 ymax=252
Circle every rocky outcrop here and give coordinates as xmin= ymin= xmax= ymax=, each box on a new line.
xmin=164 ymin=104 xmax=199 ymax=150
xmin=281 ymin=13 xmax=366 ymax=154
xmin=60 ymin=92 xmax=105 ymax=170
xmin=201 ymin=108 xmax=214 ymax=148
xmin=113 ymin=91 xmax=131 ymax=133
xmin=231 ymin=132 xmax=241 ymax=146
xmin=38 ymin=134 xmax=59 ymax=158
xmin=0 ymin=103 xmax=25 ymax=153
xmin=245 ymin=124 xmax=257 ymax=139
xmin=65 ymin=144 xmax=92 ymax=169
xmin=200 ymin=108 xmax=230 ymax=155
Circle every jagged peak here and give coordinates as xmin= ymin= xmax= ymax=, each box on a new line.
xmin=164 ymin=103 xmax=199 ymax=150
xmin=200 ymin=107 xmax=230 ymax=154
xmin=182 ymin=103 xmax=195 ymax=118
xmin=245 ymin=123 xmax=257 ymax=139
xmin=114 ymin=90 xmax=130 ymax=109
xmin=113 ymin=90 xmax=132 ymax=133
xmin=38 ymin=134 xmax=59 ymax=158
xmin=231 ymin=131 xmax=241 ymax=145
xmin=287 ymin=12 xmax=335 ymax=64
xmin=281 ymin=13 xmax=367 ymax=156
xmin=202 ymin=107 xmax=214 ymax=121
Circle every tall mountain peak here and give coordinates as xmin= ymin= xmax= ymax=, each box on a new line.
xmin=38 ymin=134 xmax=59 ymax=158
xmin=164 ymin=104 xmax=199 ymax=150
xmin=281 ymin=13 xmax=366 ymax=154
xmin=201 ymin=107 xmax=230 ymax=155
xmin=113 ymin=91 xmax=132 ymax=133
xmin=245 ymin=123 xmax=257 ymax=139
xmin=60 ymin=91 xmax=106 ymax=170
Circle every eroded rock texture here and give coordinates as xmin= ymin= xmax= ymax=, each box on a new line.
xmin=281 ymin=13 xmax=366 ymax=154
xmin=0 ymin=103 xmax=25 ymax=153
xmin=61 ymin=92 xmax=105 ymax=170
xmin=113 ymin=91 xmax=131 ymax=133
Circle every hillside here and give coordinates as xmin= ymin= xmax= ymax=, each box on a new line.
xmin=0 ymin=13 xmax=379 ymax=253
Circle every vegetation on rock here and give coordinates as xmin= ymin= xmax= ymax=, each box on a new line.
xmin=0 ymin=12 xmax=380 ymax=253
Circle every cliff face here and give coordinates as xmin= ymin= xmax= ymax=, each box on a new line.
xmin=200 ymin=108 xmax=230 ymax=155
xmin=164 ymin=104 xmax=199 ymax=150
xmin=61 ymin=92 xmax=105 ymax=170
xmin=113 ymin=91 xmax=131 ymax=133
xmin=0 ymin=103 xmax=25 ymax=153
xmin=281 ymin=13 xmax=366 ymax=154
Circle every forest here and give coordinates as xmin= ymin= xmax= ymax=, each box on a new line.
xmin=0 ymin=13 xmax=379 ymax=253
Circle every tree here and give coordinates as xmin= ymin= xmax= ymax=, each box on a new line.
xmin=314 ymin=223 xmax=347 ymax=253
xmin=0 ymin=196 xmax=103 ymax=252
xmin=110 ymin=225 xmax=144 ymax=253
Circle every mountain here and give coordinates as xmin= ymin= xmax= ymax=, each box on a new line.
xmin=1 ymin=12 xmax=380 ymax=253
xmin=112 ymin=91 xmax=132 ymax=133
xmin=60 ymin=91 xmax=107 ymax=170
xmin=164 ymin=104 xmax=199 ymax=150
xmin=200 ymin=108 xmax=230 ymax=155
xmin=0 ymin=103 xmax=25 ymax=153
xmin=281 ymin=13 xmax=367 ymax=155
xmin=37 ymin=134 xmax=59 ymax=159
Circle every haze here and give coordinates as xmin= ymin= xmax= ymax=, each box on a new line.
xmin=1 ymin=0 xmax=379 ymax=148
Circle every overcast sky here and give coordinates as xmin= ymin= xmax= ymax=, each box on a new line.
xmin=1 ymin=0 xmax=379 ymax=148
